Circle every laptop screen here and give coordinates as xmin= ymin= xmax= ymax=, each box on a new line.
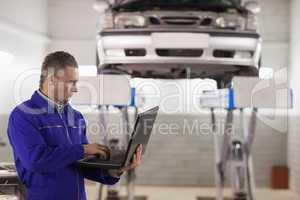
xmin=122 ymin=106 xmax=159 ymax=167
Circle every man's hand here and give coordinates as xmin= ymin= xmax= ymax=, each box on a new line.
xmin=121 ymin=144 xmax=142 ymax=172
xmin=83 ymin=143 xmax=110 ymax=160
xmin=108 ymin=144 xmax=143 ymax=178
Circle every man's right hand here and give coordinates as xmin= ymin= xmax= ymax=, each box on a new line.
xmin=83 ymin=143 xmax=110 ymax=160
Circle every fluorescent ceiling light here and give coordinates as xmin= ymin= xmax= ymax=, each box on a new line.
xmin=0 ymin=51 xmax=14 ymax=65
xmin=79 ymin=65 xmax=97 ymax=76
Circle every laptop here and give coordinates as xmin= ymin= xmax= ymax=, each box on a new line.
xmin=77 ymin=106 xmax=159 ymax=169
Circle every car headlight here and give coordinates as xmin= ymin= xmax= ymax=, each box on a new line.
xmin=114 ymin=15 xmax=147 ymax=28
xmin=102 ymin=13 xmax=114 ymax=29
xmin=246 ymin=14 xmax=258 ymax=31
xmin=215 ymin=17 xmax=245 ymax=30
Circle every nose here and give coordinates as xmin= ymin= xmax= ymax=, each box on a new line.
xmin=72 ymin=83 xmax=78 ymax=93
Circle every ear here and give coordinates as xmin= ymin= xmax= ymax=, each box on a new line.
xmin=49 ymin=74 xmax=56 ymax=85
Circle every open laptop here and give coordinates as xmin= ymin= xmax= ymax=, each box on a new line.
xmin=77 ymin=106 xmax=159 ymax=169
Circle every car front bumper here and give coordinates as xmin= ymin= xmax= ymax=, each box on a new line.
xmin=97 ymin=29 xmax=261 ymax=74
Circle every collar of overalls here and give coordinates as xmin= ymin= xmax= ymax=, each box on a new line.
xmin=31 ymin=90 xmax=70 ymax=115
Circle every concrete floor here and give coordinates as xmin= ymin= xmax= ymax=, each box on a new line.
xmin=86 ymin=183 xmax=300 ymax=200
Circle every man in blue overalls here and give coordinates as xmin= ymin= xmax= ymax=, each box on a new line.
xmin=7 ymin=51 xmax=142 ymax=200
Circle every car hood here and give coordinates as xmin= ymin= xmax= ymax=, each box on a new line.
xmin=112 ymin=0 xmax=243 ymax=12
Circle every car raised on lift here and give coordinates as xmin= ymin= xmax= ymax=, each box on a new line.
xmin=96 ymin=0 xmax=261 ymax=86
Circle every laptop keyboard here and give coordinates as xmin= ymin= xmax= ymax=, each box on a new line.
xmin=85 ymin=150 xmax=126 ymax=164
xmin=110 ymin=150 xmax=126 ymax=160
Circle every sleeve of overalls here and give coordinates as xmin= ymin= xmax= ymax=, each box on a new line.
xmin=7 ymin=108 xmax=85 ymax=173
xmin=78 ymin=114 xmax=120 ymax=185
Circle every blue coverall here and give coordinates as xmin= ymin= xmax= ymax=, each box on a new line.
xmin=7 ymin=90 xmax=119 ymax=200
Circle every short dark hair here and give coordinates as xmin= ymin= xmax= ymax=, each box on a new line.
xmin=39 ymin=51 xmax=78 ymax=88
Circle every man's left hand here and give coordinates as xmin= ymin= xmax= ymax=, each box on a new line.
xmin=108 ymin=144 xmax=143 ymax=177
xmin=121 ymin=144 xmax=142 ymax=172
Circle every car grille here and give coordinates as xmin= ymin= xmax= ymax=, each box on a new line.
xmin=149 ymin=16 xmax=214 ymax=27
xmin=156 ymin=49 xmax=204 ymax=57
xmin=161 ymin=16 xmax=200 ymax=25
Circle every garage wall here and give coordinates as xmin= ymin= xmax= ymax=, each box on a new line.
xmin=258 ymin=0 xmax=290 ymax=70
xmin=137 ymin=113 xmax=287 ymax=187
xmin=47 ymin=0 xmax=99 ymax=65
xmin=0 ymin=0 xmax=48 ymax=35
xmin=0 ymin=0 xmax=49 ymax=160
xmin=0 ymin=0 xmax=49 ymax=113
xmin=80 ymin=110 xmax=287 ymax=187
xmin=288 ymin=0 xmax=300 ymax=194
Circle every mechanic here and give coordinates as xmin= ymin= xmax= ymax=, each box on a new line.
xmin=7 ymin=51 xmax=142 ymax=200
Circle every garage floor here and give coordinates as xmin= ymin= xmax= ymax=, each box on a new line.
xmin=86 ymin=183 xmax=300 ymax=200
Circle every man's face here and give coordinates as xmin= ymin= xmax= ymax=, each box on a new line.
xmin=52 ymin=66 xmax=79 ymax=104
